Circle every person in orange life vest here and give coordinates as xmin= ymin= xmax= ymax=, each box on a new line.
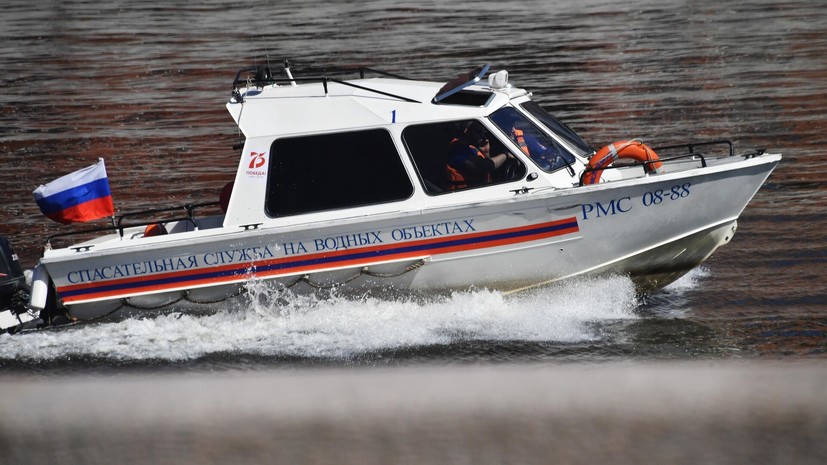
xmin=445 ymin=123 xmax=513 ymax=189
xmin=510 ymin=125 xmax=563 ymax=171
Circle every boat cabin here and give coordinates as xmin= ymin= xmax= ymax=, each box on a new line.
xmin=41 ymin=63 xmax=604 ymax=253
xmin=221 ymin=63 xmax=596 ymax=229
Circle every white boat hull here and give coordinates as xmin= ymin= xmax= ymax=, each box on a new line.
xmin=39 ymin=154 xmax=779 ymax=321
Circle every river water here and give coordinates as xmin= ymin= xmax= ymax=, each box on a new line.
xmin=0 ymin=0 xmax=825 ymax=371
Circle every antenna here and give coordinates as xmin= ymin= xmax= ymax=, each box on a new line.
xmin=248 ymin=34 xmax=258 ymax=69
xmin=263 ymin=45 xmax=273 ymax=77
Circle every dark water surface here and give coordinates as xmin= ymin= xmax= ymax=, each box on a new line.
xmin=1 ymin=0 xmax=825 ymax=371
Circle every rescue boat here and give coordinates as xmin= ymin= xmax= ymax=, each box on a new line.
xmin=0 ymin=62 xmax=781 ymax=333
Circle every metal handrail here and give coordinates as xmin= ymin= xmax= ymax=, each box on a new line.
xmin=231 ymin=64 xmax=417 ymax=103
xmin=579 ymin=152 xmax=709 ymax=186
xmin=232 ymin=65 xmax=411 ymax=88
xmin=116 ymin=202 xmax=218 ymax=231
xmin=577 ymin=139 xmax=749 ymax=186
xmin=45 ymin=201 xmax=222 ymax=247
xmin=46 ymin=225 xmax=119 ymax=246
xmin=576 ymin=143 xmax=769 ymax=186
xmin=653 ymin=140 xmax=733 ymax=157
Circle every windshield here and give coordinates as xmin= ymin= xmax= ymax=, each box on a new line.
xmin=489 ymin=106 xmax=578 ymax=173
xmin=520 ymin=101 xmax=593 ymax=157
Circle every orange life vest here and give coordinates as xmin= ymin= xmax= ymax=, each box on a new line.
xmin=512 ymin=128 xmax=530 ymax=156
xmin=445 ymin=138 xmax=489 ymax=190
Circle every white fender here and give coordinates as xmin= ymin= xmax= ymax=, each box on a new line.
xmin=29 ymin=264 xmax=51 ymax=311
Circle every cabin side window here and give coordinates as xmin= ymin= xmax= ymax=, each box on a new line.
xmin=265 ymin=129 xmax=413 ymax=217
xmin=402 ymin=120 xmax=526 ymax=194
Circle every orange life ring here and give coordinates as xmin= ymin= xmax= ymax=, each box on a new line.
xmin=581 ymin=140 xmax=664 ymax=185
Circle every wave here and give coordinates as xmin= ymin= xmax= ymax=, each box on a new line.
xmin=0 ymin=274 xmax=639 ymax=362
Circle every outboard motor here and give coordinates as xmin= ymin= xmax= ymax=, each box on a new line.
xmin=0 ymin=236 xmax=37 ymax=333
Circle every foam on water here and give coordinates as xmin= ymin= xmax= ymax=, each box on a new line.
xmin=1 ymin=275 xmax=640 ymax=362
xmin=638 ymin=266 xmax=712 ymax=319
xmin=663 ymin=267 xmax=711 ymax=293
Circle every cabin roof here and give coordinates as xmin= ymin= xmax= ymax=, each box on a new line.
xmin=226 ymin=77 xmax=528 ymax=139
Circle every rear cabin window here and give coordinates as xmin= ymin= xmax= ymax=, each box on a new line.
xmin=265 ymin=129 xmax=413 ymax=217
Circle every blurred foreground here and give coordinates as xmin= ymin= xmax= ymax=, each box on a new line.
xmin=2 ymin=362 xmax=825 ymax=464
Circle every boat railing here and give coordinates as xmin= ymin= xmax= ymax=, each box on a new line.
xmin=116 ymin=201 xmax=219 ymax=233
xmin=45 ymin=201 xmax=221 ymax=250
xmin=578 ymin=139 xmax=766 ymax=186
xmin=653 ymin=139 xmax=734 ymax=157
xmin=653 ymin=140 xmax=766 ymax=160
xmin=232 ymin=64 xmax=410 ymax=88
xmin=578 ymin=152 xmax=710 ymax=186
xmin=231 ymin=62 xmax=419 ymax=103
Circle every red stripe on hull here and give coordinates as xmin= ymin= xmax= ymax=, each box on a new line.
xmin=57 ymin=218 xmax=579 ymax=303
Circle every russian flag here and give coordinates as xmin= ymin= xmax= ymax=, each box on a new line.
xmin=33 ymin=158 xmax=115 ymax=224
